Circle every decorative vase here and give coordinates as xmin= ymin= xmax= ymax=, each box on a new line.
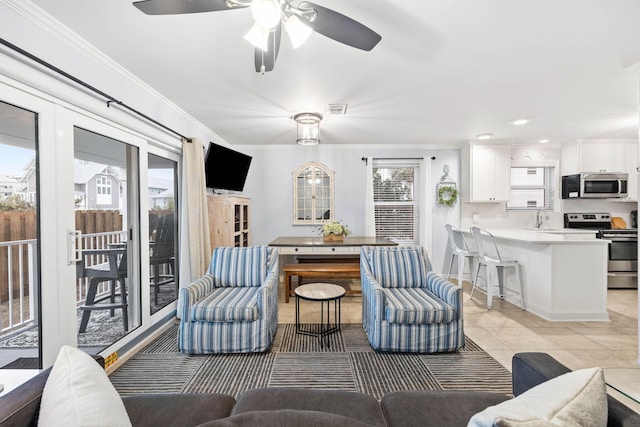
xmin=323 ymin=233 xmax=344 ymax=241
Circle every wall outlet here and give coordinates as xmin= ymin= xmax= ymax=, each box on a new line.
xmin=472 ymin=213 xmax=480 ymax=223
xmin=496 ymin=214 xmax=502 ymax=221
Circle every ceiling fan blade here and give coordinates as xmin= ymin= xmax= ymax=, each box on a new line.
xmin=133 ymin=0 xmax=246 ymax=15
xmin=254 ymin=26 xmax=282 ymax=73
xmin=298 ymin=1 xmax=381 ymax=51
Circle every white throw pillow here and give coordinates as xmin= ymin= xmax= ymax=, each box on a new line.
xmin=38 ymin=345 xmax=131 ymax=427
xmin=468 ymin=367 xmax=607 ymax=427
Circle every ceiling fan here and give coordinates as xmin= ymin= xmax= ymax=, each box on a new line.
xmin=132 ymin=0 xmax=381 ymax=73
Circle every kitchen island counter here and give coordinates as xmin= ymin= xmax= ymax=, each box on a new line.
xmin=486 ymin=228 xmax=603 ymax=243
xmin=463 ymin=227 xmax=609 ymax=321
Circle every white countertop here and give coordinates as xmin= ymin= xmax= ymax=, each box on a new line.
xmin=470 ymin=228 xmax=608 ymax=244
xmin=528 ymin=228 xmax=597 ymax=234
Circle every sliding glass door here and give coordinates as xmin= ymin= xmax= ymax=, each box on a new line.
xmin=0 ymin=76 xmax=181 ymax=370
xmin=73 ymin=127 xmax=142 ymax=352
xmin=147 ymin=153 xmax=178 ymax=314
xmin=0 ymin=100 xmax=41 ymax=369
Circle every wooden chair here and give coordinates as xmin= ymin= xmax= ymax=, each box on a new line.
xmin=148 ymin=212 xmax=159 ymax=238
xmin=150 ymin=213 xmax=176 ymax=305
xmin=76 ymin=248 xmax=128 ymax=333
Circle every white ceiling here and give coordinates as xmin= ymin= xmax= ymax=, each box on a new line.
xmin=25 ymin=0 xmax=640 ymax=146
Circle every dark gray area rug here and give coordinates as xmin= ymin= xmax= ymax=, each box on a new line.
xmin=109 ymin=323 xmax=513 ymax=401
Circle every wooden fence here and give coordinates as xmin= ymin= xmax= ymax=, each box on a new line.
xmin=0 ymin=210 xmax=36 ymax=304
xmin=0 ymin=210 xmax=122 ymax=302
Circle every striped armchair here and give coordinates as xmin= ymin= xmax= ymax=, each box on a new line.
xmin=178 ymin=245 xmax=279 ymax=354
xmin=361 ymin=246 xmax=464 ymax=353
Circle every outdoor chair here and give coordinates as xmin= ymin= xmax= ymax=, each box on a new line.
xmin=178 ymin=245 xmax=279 ymax=354
xmin=76 ymin=248 xmax=128 ymax=333
xmin=360 ymin=245 xmax=464 ymax=353
xmin=150 ymin=213 xmax=176 ymax=305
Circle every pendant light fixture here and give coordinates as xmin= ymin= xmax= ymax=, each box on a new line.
xmin=293 ymin=112 xmax=322 ymax=145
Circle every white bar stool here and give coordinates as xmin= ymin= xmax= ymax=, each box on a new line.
xmin=445 ymin=224 xmax=479 ymax=287
xmin=470 ymin=226 xmax=525 ymax=310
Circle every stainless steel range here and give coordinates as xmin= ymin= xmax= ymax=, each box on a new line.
xmin=564 ymin=213 xmax=638 ymax=289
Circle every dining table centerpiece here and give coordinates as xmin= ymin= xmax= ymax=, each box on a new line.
xmin=320 ymin=220 xmax=351 ymax=241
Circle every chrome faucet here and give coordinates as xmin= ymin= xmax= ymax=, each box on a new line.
xmin=535 ymin=210 xmax=547 ymax=229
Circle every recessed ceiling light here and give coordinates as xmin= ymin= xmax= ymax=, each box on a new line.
xmin=539 ymin=139 xmax=549 ymax=144
xmin=476 ymin=133 xmax=493 ymax=140
xmin=512 ymin=118 xmax=529 ymax=125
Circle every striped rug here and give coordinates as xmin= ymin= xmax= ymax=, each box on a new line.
xmin=109 ymin=323 xmax=512 ymax=401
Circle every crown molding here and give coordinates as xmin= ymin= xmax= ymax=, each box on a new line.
xmin=1 ymin=0 xmax=221 ymax=140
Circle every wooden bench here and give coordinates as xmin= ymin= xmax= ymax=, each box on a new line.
xmin=283 ymin=263 xmax=361 ymax=303
xmin=295 ymin=255 xmax=359 ymax=264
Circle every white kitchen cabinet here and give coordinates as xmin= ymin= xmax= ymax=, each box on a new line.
xmin=626 ymin=141 xmax=638 ymax=201
xmin=561 ymin=140 xmax=628 ymax=175
xmin=561 ymin=139 xmax=638 ymax=200
xmin=462 ymin=143 xmax=511 ymax=202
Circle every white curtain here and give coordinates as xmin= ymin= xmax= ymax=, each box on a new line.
xmin=180 ymin=138 xmax=211 ymax=290
xmin=364 ymin=157 xmax=376 ymax=236
xmin=420 ymin=157 xmax=432 ymax=255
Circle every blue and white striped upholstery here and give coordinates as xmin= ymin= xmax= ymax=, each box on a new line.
xmin=191 ymin=287 xmax=260 ymax=322
xmin=384 ymin=288 xmax=455 ymax=324
xmin=361 ymin=245 xmax=464 ymax=353
xmin=368 ymin=246 xmax=430 ymax=288
xmin=208 ymin=245 xmax=268 ymax=287
xmin=178 ymin=245 xmax=279 ymax=354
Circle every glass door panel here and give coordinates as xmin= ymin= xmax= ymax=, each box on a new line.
xmin=0 ymin=101 xmax=40 ymax=369
xmin=147 ymin=153 xmax=178 ymax=314
xmin=74 ymin=127 xmax=140 ymax=352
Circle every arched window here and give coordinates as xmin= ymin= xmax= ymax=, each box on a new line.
xmin=292 ymin=162 xmax=334 ymax=225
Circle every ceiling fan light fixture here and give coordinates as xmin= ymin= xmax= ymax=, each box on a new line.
xmin=293 ymin=112 xmax=322 ymax=145
xmin=244 ymin=22 xmax=271 ymax=51
xmin=251 ymin=0 xmax=281 ymax=29
xmin=285 ymin=15 xmax=312 ymax=49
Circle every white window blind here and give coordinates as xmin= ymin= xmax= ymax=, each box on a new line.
xmin=506 ymin=166 xmax=555 ymax=210
xmin=372 ymin=162 xmax=419 ymax=244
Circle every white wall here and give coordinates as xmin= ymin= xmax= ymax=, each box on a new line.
xmin=233 ymin=144 xmax=461 ymax=273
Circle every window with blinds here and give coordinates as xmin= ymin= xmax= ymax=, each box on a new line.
xmin=506 ymin=166 xmax=555 ymax=210
xmin=372 ymin=162 xmax=419 ymax=244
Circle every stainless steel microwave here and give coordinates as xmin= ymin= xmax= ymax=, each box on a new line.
xmin=561 ymin=172 xmax=628 ymax=199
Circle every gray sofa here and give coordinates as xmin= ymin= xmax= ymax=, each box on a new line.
xmin=1 ymin=352 xmax=639 ymax=426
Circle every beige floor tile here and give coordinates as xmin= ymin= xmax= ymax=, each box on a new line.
xmin=570 ymin=326 xmax=637 ymax=336
xmin=533 ymin=329 xmax=608 ymax=350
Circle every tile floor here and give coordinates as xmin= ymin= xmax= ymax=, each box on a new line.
xmin=279 ymin=279 xmax=639 ymax=371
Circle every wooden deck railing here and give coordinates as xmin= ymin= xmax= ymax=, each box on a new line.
xmin=0 ymin=229 xmax=126 ymax=335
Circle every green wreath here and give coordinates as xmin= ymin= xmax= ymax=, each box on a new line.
xmin=437 ymin=185 xmax=458 ymax=207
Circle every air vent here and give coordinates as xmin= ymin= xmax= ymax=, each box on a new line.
xmin=328 ymin=104 xmax=348 ymax=115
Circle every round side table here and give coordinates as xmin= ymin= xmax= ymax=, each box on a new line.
xmin=294 ymin=283 xmax=345 ymax=348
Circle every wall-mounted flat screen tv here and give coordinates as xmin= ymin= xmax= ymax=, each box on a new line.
xmin=204 ymin=142 xmax=252 ymax=192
